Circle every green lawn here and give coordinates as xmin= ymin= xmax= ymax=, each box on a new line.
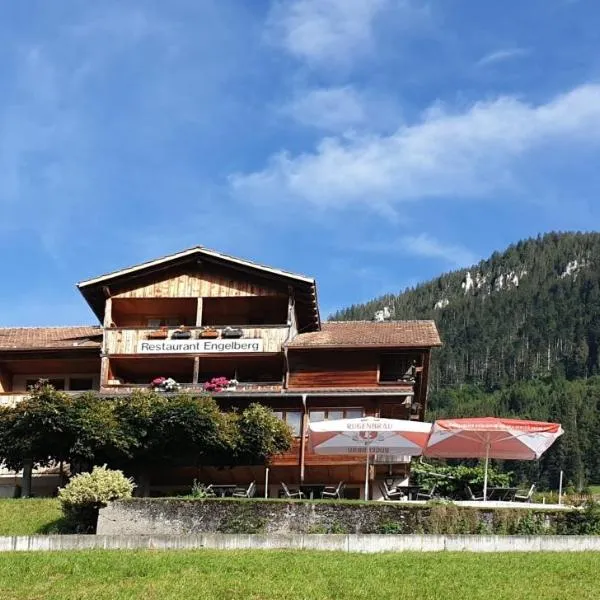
xmin=0 ymin=550 xmax=598 ymax=600
xmin=0 ymin=499 xmax=64 ymax=535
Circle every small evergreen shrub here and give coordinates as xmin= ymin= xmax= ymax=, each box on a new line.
xmin=58 ymin=466 xmax=135 ymax=532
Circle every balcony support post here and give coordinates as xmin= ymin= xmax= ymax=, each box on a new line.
xmin=299 ymin=394 xmax=307 ymax=483
xmin=193 ymin=357 xmax=200 ymax=385
xmin=100 ymin=356 xmax=110 ymax=389
xmin=196 ymin=298 xmax=203 ymax=327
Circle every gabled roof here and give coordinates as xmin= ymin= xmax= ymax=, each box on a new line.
xmin=285 ymin=320 xmax=442 ymax=349
xmin=0 ymin=326 xmax=102 ymax=351
xmin=77 ymin=246 xmax=315 ymax=288
xmin=77 ymin=246 xmax=320 ymax=331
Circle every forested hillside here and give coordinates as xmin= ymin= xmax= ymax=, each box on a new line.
xmin=332 ymin=232 xmax=600 ymax=488
xmin=333 ymin=232 xmax=600 ymax=390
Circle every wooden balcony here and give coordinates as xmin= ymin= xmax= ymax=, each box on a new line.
xmin=104 ymin=326 xmax=292 ymax=355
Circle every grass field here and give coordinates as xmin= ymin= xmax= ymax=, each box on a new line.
xmin=0 ymin=499 xmax=64 ymax=535
xmin=0 ymin=550 xmax=598 ymax=600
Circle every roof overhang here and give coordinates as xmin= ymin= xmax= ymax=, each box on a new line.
xmin=77 ymin=246 xmax=320 ymax=331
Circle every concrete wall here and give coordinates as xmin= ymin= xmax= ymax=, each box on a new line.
xmin=1 ymin=534 xmax=599 ymax=553
xmin=97 ymin=498 xmax=580 ymax=536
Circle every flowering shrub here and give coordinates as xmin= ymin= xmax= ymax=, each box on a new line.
xmin=58 ymin=465 xmax=135 ymax=532
xmin=151 ymin=377 xmax=181 ymax=392
xmin=203 ymin=377 xmax=238 ymax=393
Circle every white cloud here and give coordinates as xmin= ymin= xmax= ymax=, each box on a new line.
xmin=356 ymin=234 xmax=476 ymax=268
xmin=477 ymin=48 xmax=530 ymax=67
xmin=280 ymin=85 xmax=403 ymax=133
xmin=230 ymin=84 xmax=600 ymax=213
xmin=281 ymin=86 xmax=366 ymax=131
xmin=266 ymin=0 xmax=426 ymax=66
xmin=400 ymin=234 xmax=476 ymax=267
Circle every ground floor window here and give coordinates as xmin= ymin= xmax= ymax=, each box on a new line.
xmin=309 ymin=408 xmax=364 ymax=422
xmin=26 ymin=378 xmax=65 ymax=390
xmin=272 ymin=410 xmax=302 ymax=436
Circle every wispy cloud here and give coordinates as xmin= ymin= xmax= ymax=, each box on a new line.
xmin=280 ymin=85 xmax=402 ymax=133
xmin=400 ymin=234 xmax=477 ymax=267
xmin=477 ymin=47 xmax=530 ymax=67
xmin=266 ymin=0 xmax=428 ymax=67
xmin=281 ymin=86 xmax=366 ymax=131
xmin=356 ymin=234 xmax=477 ymax=268
xmin=230 ymin=84 xmax=600 ymax=214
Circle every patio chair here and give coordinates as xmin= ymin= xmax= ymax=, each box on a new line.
xmin=321 ymin=481 xmax=345 ymax=499
xmin=232 ymin=481 xmax=256 ymax=498
xmin=280 ymin=482 xmax=304 ymax=499
xmin=416 ymin=484 xmax=436 ymax=501
xmin=513 ymin=483 xmax=536 ymax=503
xmin=466 ymin=485 xmax=484 ymax=501
xmin=379 ymin=481 xmax=405 ymax=501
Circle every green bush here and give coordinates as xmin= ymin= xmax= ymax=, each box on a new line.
xmin=58 ymin=466 xmax=135 ymax=532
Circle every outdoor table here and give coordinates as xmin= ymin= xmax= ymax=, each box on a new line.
xmin=210 ymin=485 xmax=238 ymax=498
xmin=300 ymin=485 xmax=326 ymax=500
xmin=486 ymin=487 xmax=518 ymax=501
xmin=396 ymin=485 xmax=421 ymax=500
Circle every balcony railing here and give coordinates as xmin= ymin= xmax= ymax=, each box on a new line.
xmin=101 ymin=382 xmax=284 ymax=394
xmin=0 ymin=390 xmax=91 ymax=406
xmin=104 ymin=325 xmax=292 ymax=355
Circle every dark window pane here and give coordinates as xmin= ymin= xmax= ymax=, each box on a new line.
xmin=48 ymin=379 xmax=65 ymax=390
xmin=380 ymin=354 xmax=415 ymax=382
xmin=69 ymin=378 xmax=94 ymax=391
xmin=346 ymin=409 xmax=364 ymax=419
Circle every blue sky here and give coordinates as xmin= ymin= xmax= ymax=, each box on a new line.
xmin=1 ymin=0 xmax=600 ymax=325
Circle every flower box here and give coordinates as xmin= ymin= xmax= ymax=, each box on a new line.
xmin=222 ymin=327 xmax=243 ymax=339
xmin=151 ymin=377 xmax=181 ymax=392
xmin=203 ymin=376 xmax=237 ymax=393
xmin=199 ymin=328 xmax=219 ymax=339
xmin=147 ymin=328 xmax=169 ymax=340
xmin=171 ymin=329 xmax=192 ymax=339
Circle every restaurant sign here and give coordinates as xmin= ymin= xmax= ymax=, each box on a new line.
xmin=137 ymin=339 xmax=264 ymax=354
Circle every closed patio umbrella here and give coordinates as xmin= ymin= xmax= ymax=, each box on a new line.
xmin=424 ymin=417 xmax=563 ymax=501
xmin=309 ymin=417 xmax=432 ymax=499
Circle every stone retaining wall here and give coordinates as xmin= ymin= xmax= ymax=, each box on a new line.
xmin=97 ymin=498 xmax=587 ymax=536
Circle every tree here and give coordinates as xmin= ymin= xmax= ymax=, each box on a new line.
xmin=0 ymin=384 xmax=123 ymax=495
xmin=233 ymin=403 xmax=293 ymax=464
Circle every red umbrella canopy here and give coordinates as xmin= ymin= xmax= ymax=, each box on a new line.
xmin=424 ymin=417 xmax=563 ymax=460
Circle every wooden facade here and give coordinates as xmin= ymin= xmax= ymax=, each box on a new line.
xmin=0 ymin=246 xmax=441 ymax=498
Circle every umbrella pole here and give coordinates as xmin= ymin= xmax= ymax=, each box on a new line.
xmin=364 ymin=446 xmax=370 ymax=500
xmin=483 ymin=441 xmax=490 ymax=501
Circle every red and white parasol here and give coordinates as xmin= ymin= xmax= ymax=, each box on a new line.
xmin=309 ymin=417 xmax=432 ymax=499
xmin=424 ymin=417 xmax=564 ymax=500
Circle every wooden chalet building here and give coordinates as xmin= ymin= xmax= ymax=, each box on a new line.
xmin=0 ymin=247 xmax=441 ymax=498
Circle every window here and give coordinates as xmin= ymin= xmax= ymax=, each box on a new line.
xmin=69 ymin=377 xmax=94 ymax=391
xmin=25 ymin=378 xmax=65 ymax=390
xmin=379 ymin=354 xmax=416 ymax=383
xmin=273 ymin=410 xmax=303 ymax=436
xmin=309 ymin=408 xmax=364 ymax=422
xmin=147 ymin=318 xmax=180 ymax=327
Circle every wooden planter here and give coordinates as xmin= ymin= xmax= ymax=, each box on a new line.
xmin=171 ymin=330 xmax=192 ymax=340
xmin=222 ymin=327 xmax=243 ymax=339
xmin=199 ymin=328 xmax=219 ymax=339
xmin=147 ymin=329 xmax=169 ymax=340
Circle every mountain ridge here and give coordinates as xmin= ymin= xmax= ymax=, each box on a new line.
xmin=332 ymin=231 xmax=600 ymax=390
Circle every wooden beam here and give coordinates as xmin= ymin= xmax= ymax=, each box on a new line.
xmin=192 ymin=357 xmax=200 ymax=385
xmin=299 ymin=394 xmax=307 ymax=483
xmin=195 ymin=298 xmax=203 ymax=327
xmin=100 ymin=356 xmax=110 ymax=389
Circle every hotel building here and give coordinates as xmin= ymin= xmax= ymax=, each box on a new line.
xmin=0 ymin=247 xmax=441 ymax=498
